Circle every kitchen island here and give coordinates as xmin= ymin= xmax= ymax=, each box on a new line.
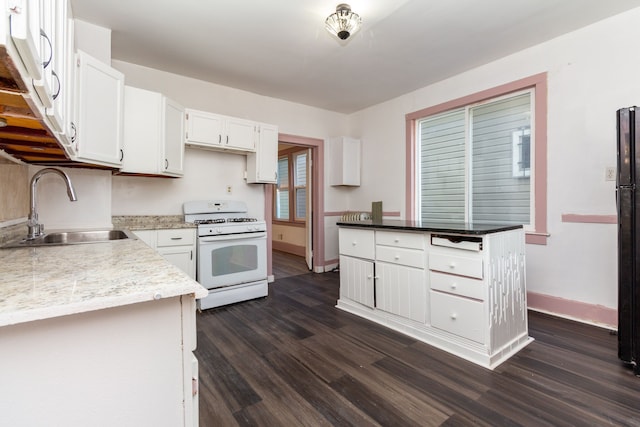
xmin=0 ymin=238 xmax=207 ymax=426
xmin=336 ymin=219 xmax=532 ymax=369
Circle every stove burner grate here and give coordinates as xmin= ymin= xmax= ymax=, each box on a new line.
xmin=194 ymin=218 xmax=227 ymax=225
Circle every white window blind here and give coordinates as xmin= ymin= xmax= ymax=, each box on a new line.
xmin=418 ymin=91 xmax=532 ymax=225
xmin=276 ymin=157 xmax=289 ymax=220
xmin=294 ymin=152 xmax=307 ymax=220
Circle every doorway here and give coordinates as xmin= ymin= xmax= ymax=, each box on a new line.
xmin=264 ymin=133 xmax=325 ymax=281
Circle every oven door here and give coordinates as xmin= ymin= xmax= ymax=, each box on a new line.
xmin=197 ymin=232 xmax=267 ymax=289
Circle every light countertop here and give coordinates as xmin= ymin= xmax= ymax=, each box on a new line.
xmin=0 ymin=238 xmax=207 ymax=327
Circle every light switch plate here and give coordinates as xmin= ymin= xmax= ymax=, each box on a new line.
xmin=605 ymin=167 xmax=616 ymax=181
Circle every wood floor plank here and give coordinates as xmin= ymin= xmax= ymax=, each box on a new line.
xmin=195 ymin=267 xmax=640 ymax=427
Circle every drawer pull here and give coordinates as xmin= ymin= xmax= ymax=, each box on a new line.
xmin=394 ymin=238 xmax=400 ymax=243
xmin=367 ymin=275 xmax=373 ymax=279
xmin=352 ymin=241 xmax=357 ymax=246
xmin=451 ymin=313 xmax=457 ymax=320
xmin=394 ymin=255 xmax=400 ymax=260
xmin=449 ymin=262 xmax=456 ymax=269
xmin=451 ymin=283 xmax=457 ymax=290
xmin=171 ymin=237 xmax=183 ymax=240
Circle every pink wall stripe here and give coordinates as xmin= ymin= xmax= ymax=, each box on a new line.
xmin=561 ymin=214 xmax=617 ymax=224
xmin=527 ymin=291 xmax=617 ymax=329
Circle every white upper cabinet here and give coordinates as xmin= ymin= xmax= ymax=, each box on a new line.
xmin=329 ymin=136 xmax=361 ymax=186
xmin=72 ymin=49 xmax=124 ymax=168
xmin=8 ymin=0 xmax=44 ymax=81
xmin=246 ymin=122 xmax=278 ymax=184
xmin=121 ymin=86 xmax=184 ymax=177
xmin=185 ymin=109 xmax=256 ymax=152
xmin=163 ymin=97 xmax=185 ymax=176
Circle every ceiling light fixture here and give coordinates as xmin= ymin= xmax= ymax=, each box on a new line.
xmin=325 ymin=3 xmax=362 ymax=41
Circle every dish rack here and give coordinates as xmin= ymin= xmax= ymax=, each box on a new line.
xmin=340 ymin=212 xmax=371 ymax=221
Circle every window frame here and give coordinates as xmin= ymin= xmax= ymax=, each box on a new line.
xmin=273 ymin=147 xmax=308 ymax=225
xmin=405 ymin=73 xmax=548 ymax=245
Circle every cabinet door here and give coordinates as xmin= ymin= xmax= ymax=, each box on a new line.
xmin=339 ymin=255 xmax=374 ymax=308
xmin=44 ymin=0 xmax=70 ymax=133
xmin=122 ymin=86 xmax=161 ymax=174
xmin=162 ymin=97 xmax=185 ymax=176
xmin=246 ymin=123 xmax=278 ymax=183
xmin=74 ymin=50 xmax=124 ymax=167
xmin=375 ymin=262 xmax=426 ymax=323
xmin=133 ymin=230 xmax=156 ymax=248
xmin=185 ymin=109 xmax=223 ymax=147
xmin=224 ymin=116 xmax=255 ymax=151
xmin=8 ymin=0 xmax=43 ymax=80
xmin=157 ymin=246 xmax=195 ymax=279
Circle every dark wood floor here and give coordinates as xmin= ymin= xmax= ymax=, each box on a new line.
xmin=195 ymin=267 xmax=640 ymax=426
xmin=271 ymin=250 xmax=310 ymax=280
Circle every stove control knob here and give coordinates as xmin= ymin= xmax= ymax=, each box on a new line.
xmin=215 ymin=228 xmax=222 ymax=234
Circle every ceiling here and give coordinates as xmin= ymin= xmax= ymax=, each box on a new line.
xmin=70 ymin=0 xmax=640 ymax=114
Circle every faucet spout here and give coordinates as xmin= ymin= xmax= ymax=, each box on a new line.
xmin=27 ymin=168 xmax=78 ymax=240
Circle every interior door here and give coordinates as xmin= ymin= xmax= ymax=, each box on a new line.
xmin=305 ymin=148 xmax=313 ymax=270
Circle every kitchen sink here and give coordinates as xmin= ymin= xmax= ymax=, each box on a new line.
xmin=2 ymin=229 xmax=136 ymax=248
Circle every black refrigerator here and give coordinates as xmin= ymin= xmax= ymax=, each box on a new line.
xmin=617 ymin=106 xmax=640 ymax=376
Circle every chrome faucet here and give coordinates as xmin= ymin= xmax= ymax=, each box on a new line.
xmin=27 ymin=168 xmax=77 ymax=240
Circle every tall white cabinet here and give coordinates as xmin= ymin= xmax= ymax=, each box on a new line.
xmin=337 ymin=224 xmax=532 ymax=369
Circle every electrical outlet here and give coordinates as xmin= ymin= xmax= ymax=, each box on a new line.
xmin=226 ymin=185 xmax=232 ymax=194
xmin=605 ymin=167 xmax=616 ymax=182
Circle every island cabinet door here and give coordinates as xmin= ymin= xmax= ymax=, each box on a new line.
xmin=339 ymin=255 xmax=374 ymax=308
xmin=375 ymin=261 xmax=427 ymax=323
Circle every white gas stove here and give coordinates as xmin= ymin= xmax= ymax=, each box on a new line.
xmin=183 ymin=200 xmax=268 ymax=309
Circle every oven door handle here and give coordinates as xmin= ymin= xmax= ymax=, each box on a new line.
xmin=199 ymin=232 xmax=266 ymax=243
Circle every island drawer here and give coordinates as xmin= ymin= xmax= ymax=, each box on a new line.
xmin=339 ymin=228 xmax=375 ymax=259
xmin=429 ymin=251 xmax=483 ymax=279
xmin=157 ymin=229 xmax=196 ymax=247
xmin=430 ymin=290 xmax=484 ymax=344
xmin=376 ymin=230 xmax=425 ymax=250
xmin=429 ymin=271 xmax=484 ymax=300
xmin=376 ymin=245 xmax=425 ymax=269
xmin=431 ymin=234 xmax=482 ymax=252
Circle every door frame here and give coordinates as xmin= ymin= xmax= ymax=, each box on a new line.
xmin=264 ymin=133 xmax=325 ymax=278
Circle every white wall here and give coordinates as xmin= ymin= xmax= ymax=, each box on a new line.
xmin=348 ymin=9 xmax=640 ymax=320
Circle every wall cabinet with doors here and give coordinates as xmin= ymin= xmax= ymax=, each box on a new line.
xmin=246 ymin=122 xmax=278 ymax=184
xmin=121 ymin=86 xmax=185 ymax=177
xmin=71 ymin=49 xmax=124 ymax=168
xmin=336 ymin=224 xmax=531 ymax=369
xmin=6 ymin=0 xmax=75 ymax=144
xmin=134 ymin=228 xmax=196 ymax=279
xmin=185 ymin=109 xmax=256 ymax=152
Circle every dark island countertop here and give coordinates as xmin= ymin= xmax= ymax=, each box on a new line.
xmin=336 ymin=219 xmax=523 ymax=235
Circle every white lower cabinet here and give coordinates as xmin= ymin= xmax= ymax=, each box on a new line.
xmin=0 ymin=295 xmax=199 ymax=427
xmin=337 ymin=226 xmax=532 ymax=370
xmin=339 ymin=255 xmax=374 ymax=308
xmin=134 ymin=229 xmax=196 ymax=279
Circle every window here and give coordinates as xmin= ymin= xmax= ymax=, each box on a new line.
xmin=274 ymin=149 xmax=308 ymax=222
xmin=275 ymin=157 xmax=289 ymax=220
xmin=417 ymin=90 xmax=533 ymax=226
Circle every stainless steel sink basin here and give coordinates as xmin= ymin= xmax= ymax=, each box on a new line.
xmin=2 ymin=229 xmax=136 ymax=248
